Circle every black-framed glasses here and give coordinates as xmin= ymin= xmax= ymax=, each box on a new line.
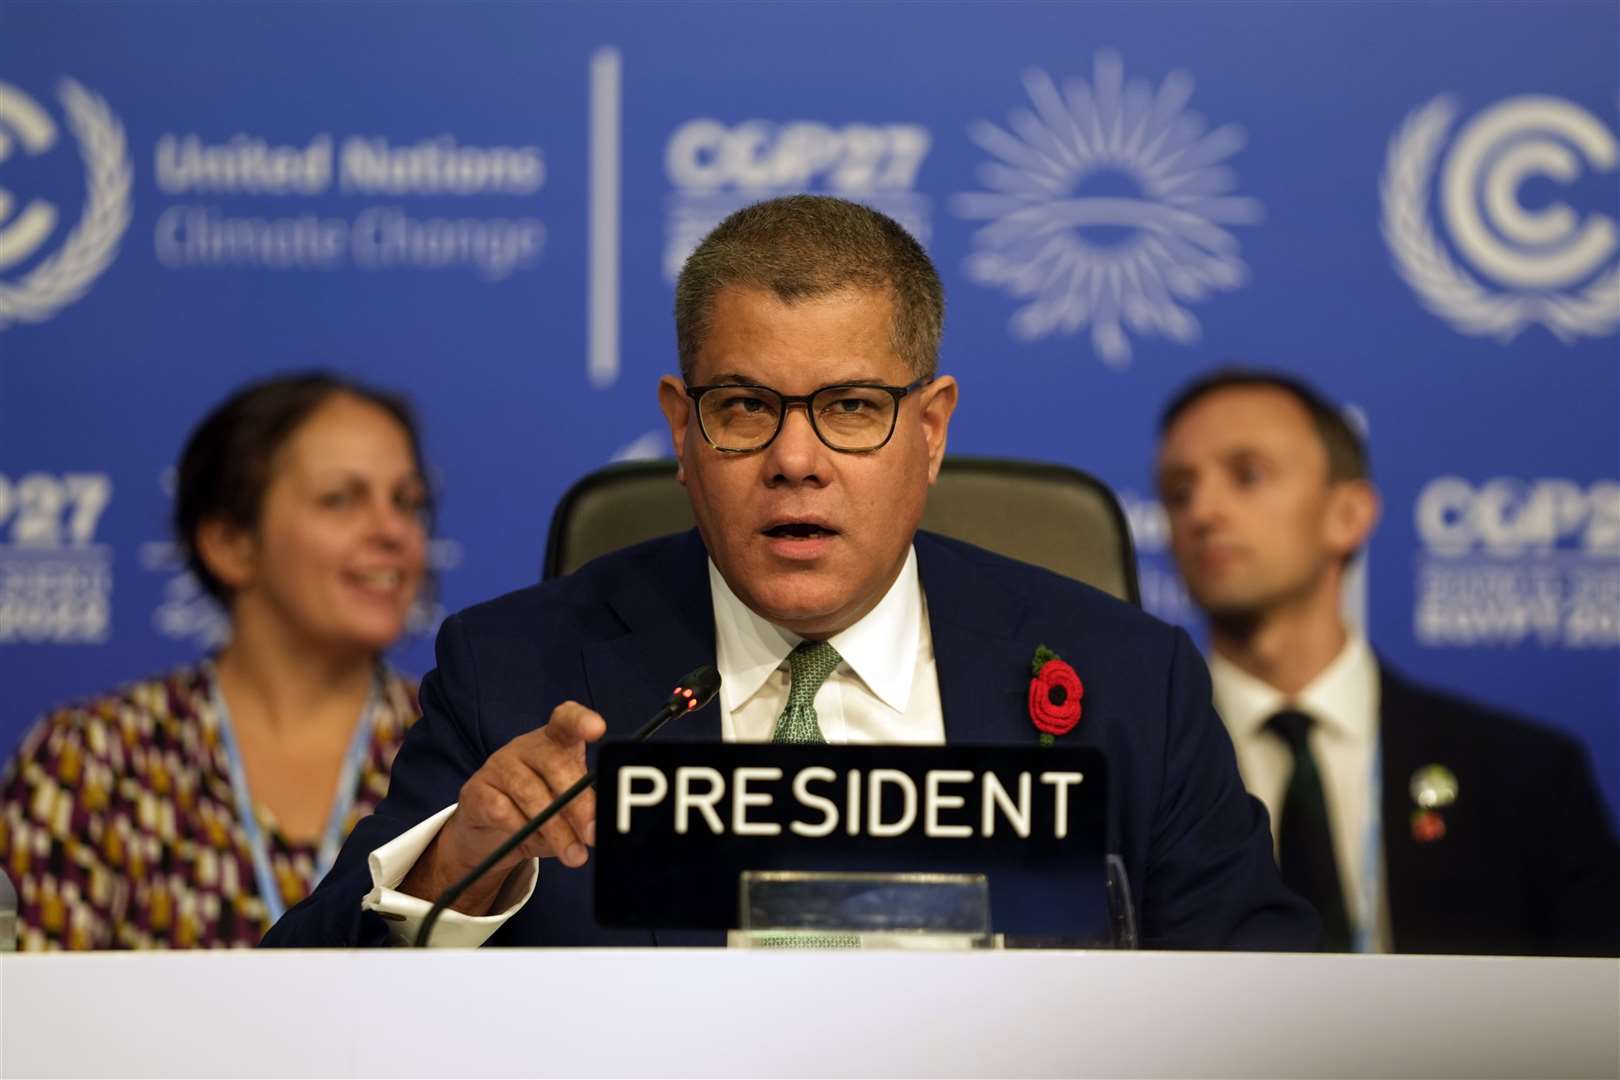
xmin=685 ymin=377 xmax=932 ymax=453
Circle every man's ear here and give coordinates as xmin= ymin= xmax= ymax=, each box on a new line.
xmin=1325 ymin=479 xmax=1381 ymax=559
xmin=918 ymin=375 xmax=958 ymax=484
xmin=657 ymin=375 xmax=691 ymax=485
xmin=193 ymin=517 xmax=256 ymax=595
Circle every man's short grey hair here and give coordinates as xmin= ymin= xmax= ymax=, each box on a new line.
xmin=674 ymin=194 xmax=944 ymax=382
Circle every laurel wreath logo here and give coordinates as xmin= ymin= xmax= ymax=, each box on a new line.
xmin=1379 ymin=96 xmax=1619 ymax=343
xmin=0 ymin=80 xmax=132 ymax=331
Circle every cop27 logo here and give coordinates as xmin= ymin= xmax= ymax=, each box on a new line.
xmin=662 ymin=119 xmax=932 ymax=283
xmin=0 ymin=473 xmax=114 ymax=644
xmin=0 ymin=473 xmax=111 ymax=546
xmin=1417 ymin=478 xmax=1620 ymax=557
xmin=1381 ymin=96 xmax=1619 ymax=342
xmin=666 ymin=121 xmax=930 ymax=192
xmin=0 ymin=79 xmax=131 ymax=331
xmin=953 ymin=51 xmax=1262 ymax=366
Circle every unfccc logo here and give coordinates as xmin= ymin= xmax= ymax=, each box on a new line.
xmin=0 ymin=79 xmax=131 ymax=331
xmin=1381 ymin=95 xmax=1619 ymax=342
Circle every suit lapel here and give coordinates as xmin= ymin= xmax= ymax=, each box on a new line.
xmin=1378 ymin=663 xmax=1424 ymax=951
xmin=578 ymin=532 xmax=724 ymax=948
xmin=915 ymin=533 xmax=1036 ymax=744
xmin=581 ymin=531 xmax=721 ymax=742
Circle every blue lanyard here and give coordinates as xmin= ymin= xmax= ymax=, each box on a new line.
xmin=208 ymin=664 xmax=380 ymax=926
xmin=1352 ymin=732 xmax=1384 ymax=954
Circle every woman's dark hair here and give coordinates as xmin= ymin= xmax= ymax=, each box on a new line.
xmin=174 ymin=371 xmax=432 ymax=605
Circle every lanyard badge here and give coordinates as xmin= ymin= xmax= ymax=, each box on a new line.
xmin=208 ymin=665 xmax=381 ymax=929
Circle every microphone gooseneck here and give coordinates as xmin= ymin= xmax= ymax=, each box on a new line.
xmin=413 ymin=665 xmax=721 ymax=947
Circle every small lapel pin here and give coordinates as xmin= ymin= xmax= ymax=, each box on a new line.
xmin=1409 ymin=764 xmax=1458 ymax=809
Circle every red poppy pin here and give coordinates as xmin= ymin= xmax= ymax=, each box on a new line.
xmin=1028 ymin=644 xmax=1082 ymax=745
xmin=1410 ymin=809 xmax=1447 ymax=844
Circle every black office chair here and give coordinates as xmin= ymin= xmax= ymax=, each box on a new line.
xmin=543 ymin=456 xmax=1140 ymax=605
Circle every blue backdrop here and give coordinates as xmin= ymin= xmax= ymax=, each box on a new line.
xmin=2 ymin=1 xmax=1616 ymax=822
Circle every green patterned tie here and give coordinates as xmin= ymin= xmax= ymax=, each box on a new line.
xmin=771 ymin=640 xmax=843 ymax=743
xmin=760 ymin=640 xmax=850 ymax=949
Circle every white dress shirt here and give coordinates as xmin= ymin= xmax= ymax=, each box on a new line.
xmin=713 ymin=547 xmax=944 ymax=746
xmin=363 ymin=545 xmax=943 ymax=945
xmin=1208 ymin=634 xmax=1392 ymax=952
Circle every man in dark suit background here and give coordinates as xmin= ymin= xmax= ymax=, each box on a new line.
xmin=1155 ymin=369 xmax=1620 ymax=955
xmin=264 ymin=197 xmax=1315 ymax=950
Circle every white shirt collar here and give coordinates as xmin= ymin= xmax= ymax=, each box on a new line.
xmin=709 ymin=547 xmax=922 ymax=717
xmin=1209 ymin=632 xmax=1378 ymax=744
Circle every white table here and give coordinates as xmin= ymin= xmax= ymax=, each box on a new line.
xmin=2 ymin=949 xmax=1616 ymax=1078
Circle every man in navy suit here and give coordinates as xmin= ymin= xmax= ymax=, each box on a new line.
xmin=1155 ymin=368 xmax=1620 ymax=955
xmin=264 ymin=196 xmax=1316 ymax=950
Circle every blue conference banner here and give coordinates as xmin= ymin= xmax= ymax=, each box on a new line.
xmin=1 ymin=2 xmax=1616 ymax=821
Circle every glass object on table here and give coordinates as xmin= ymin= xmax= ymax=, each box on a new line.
xmin=734 ymin=870 xmax=993 ymax=950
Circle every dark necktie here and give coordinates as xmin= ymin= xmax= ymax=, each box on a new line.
xmin=1265 ymin=709 xmax=1352 ymax=951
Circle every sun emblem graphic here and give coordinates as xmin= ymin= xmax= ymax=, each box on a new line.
xmin=954 ymin=52 xmax=1262 ymax=366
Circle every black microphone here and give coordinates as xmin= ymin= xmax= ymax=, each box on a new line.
xmin=414 ymin=665 xmax=722 ymax=947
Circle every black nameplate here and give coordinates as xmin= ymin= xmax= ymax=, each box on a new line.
xmin=595 ymin=742 xmax=1108 ymax=935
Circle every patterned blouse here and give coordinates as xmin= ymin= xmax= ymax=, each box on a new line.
xmin=0 ymin=665 xmax=418 ymax=950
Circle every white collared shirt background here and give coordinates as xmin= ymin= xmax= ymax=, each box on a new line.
xmin=1209 ymin=634 xmax=1392 ymax=952
xmin=711 ymin=545 xmax=944 ymax=746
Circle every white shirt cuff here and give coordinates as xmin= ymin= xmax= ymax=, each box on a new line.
xmin=361 ymin=803 xmax=539 ymax=947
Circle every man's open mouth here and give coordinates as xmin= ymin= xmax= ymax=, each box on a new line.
xmin=762 ymin=522 xmax=839 ymax=540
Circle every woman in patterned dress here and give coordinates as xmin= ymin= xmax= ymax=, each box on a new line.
xmin=0 ymin=373 xmax=431 ymax=948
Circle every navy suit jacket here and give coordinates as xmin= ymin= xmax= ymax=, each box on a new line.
xmin=263 ymin=530 xmax=1317 ymax=949
xmin=1378 ymin=665 xmax=1620 ymax=956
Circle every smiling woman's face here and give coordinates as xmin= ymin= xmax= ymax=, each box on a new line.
xmin=659 ymin=285 xmax=956 ymax=638
xmin=227 ymin=393 xmax=429 ymax=655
